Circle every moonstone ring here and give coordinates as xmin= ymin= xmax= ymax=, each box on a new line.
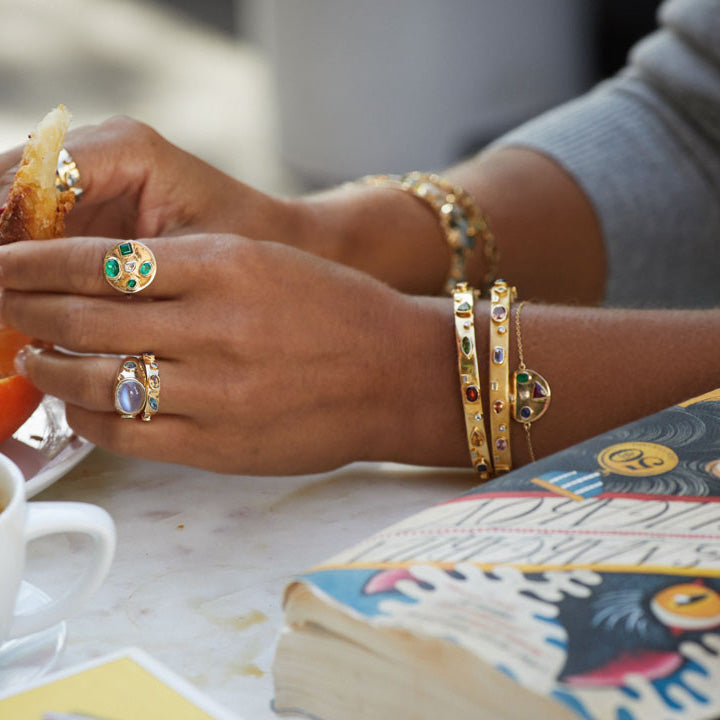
xmin=56 ymin=148 xmax=83 ymax=199
xmin=103 ymin=240 xmax=157 ymax=294
xmin=114 ymin=356 xmax=148 ymax=419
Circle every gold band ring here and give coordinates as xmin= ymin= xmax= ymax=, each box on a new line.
xmin=141 ymin=352 xmax=160 ymax=422
xmin=103 ymin=240 xmax=157 ymax=294
xmin=56 ymin=148 xmax=82 ymax=199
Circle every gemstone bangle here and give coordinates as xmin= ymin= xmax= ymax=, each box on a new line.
xmin=488 ymin=279 xmax=516 ymax=473
xmin=359 ymin=172 xmax=499 ymax=295
xmin=453 ymin=282 xmax=494 ymax=479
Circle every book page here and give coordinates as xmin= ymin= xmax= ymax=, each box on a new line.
xmin=297 ymin=390 xmax=720 ymax=719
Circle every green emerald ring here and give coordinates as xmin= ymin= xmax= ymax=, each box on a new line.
xmin=103 ymin=240 xmax=156 ymax=294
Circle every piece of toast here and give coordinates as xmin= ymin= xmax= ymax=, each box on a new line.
xmin=0 ymin=105 xmax=76 ymax=244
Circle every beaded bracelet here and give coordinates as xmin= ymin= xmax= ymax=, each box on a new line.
xmin=359 ymin=172 xmax=499 ymax=295
xmin=511 ymin=301 xmax=551 ymax=462
xmin=488 ymin=279 xmax=516 ymax=473
xmin=453 ymin=282 xmax=494 ymax=478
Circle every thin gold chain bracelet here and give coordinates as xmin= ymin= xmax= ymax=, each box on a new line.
xmin=511 ymin=301 xmax=551 ymax=462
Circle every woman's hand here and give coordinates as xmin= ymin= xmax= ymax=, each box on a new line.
xmin=0 ymin=234 xmax=462 ymax=474
xmin=0 ymin=117 xmax=305 ymax=245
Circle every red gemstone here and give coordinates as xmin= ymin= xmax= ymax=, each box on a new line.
xmin=533 ymin=382 xmax=547 ymax=399
xmin=493 ymin=400 xmax=504 ymax=413
xmin=466 ymin=386 xmax=479 ymax=402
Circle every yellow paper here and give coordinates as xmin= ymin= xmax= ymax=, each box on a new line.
xmin=0 ymin=650 xmax=234 ymax=720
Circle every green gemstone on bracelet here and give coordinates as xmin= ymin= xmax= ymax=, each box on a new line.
xmin=119 ymin=242 xmax=134 ymax=256
xmin=139 ymin=261 xmax=153 ymax=276
xmin=461 ymin=337 xmax=472 ymax=356
xmin=517 ymin=371 xmax=530 ymax=384
xmin=127 ymin=279 xmax=137 ymax=290
xmin=104 ymin=258 xmax=120 ymax=278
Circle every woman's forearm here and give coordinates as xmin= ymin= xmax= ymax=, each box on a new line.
xmin=294 ymin=146 xmax=605 ymax=304
xmin=389 ymin=298 xmax=720 ymax=470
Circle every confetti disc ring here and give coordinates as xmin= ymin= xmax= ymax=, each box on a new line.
xmin=103 ymin=240 xmax=156 ymax=294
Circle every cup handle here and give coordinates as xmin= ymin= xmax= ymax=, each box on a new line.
xmin=8 ymin=501 xmax=116 ymax=639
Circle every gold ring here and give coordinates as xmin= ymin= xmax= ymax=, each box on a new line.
xmin=114 ymin=356 xmax=147 ymax=418
xmin=56 ymin=148 xmax=82 ymax=199
xmin=140 ymin=352 xmax=160 ymax=422
xmin=103 ymin=240 xmax=157 ymax=294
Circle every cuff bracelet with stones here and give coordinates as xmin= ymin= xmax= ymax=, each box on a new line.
xmin=511 ymin=300 xmax=551 ymax=462
xmin=488 ymin=279 xmax=516 ymax=474
xmin=358 ymin=172 xmax=499 ymax=296
xmin=453 ymin=282 xmax=494 ymax=479
xmin=103 ymin=240 xmax=157 ymax=294
xmin=114 ymin=356 xmax=148 ymax=419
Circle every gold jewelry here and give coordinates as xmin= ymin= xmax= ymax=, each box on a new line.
xmin=453 ymin=282 xmax=493 ymax=478
xmin=114 ymin=356 xmax=147 ymax=418
xmin=488 ymin=279 xmax=516 ymax=473
xmin=359 ymin=173 xmax=499 ymax=295
xmin=511 ymin=301 xmax=551 ymax=462
xmin=103 ymin=240 xmax=157 ymax=294
xmin=141 ymin=352 xmax=160 ymax=422
xmin=55 ymin=147 xmax=82 ymax=199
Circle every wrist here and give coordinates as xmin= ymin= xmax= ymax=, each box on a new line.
xmin=297 ymin=184 xmax=449 ymax=294
xmin=368 ymin=293 xmax=471 ymax=467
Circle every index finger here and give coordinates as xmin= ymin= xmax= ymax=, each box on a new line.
xmin=0 ymin=115 xmax=153 ymax=211
xmin=0 ymin=236 xmax=183 ymax=298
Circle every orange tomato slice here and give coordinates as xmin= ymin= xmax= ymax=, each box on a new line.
xmin=0 ymin=328 xmax=43 ymax=443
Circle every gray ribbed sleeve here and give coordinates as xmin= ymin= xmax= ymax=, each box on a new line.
xmin=491 ymin=0 xmax=720 ymax=308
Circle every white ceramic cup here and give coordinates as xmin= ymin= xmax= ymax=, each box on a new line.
xmin=0 ymin=453 xmax=116 ymax=643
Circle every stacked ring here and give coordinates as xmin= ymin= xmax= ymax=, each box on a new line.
xmin=141 ymin=353 xmax=160 ymax=422
xmin=103 ymin=240 xmax=157 ymax=294
xmin=113 ymin=354 xmax=161 ymax=421
xmin=114 ymin=357 xmax=148 ymax=419
xmin=55 ymin=148 xmax=83 ymax=199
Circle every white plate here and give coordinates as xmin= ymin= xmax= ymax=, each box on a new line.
xmin=0 ymin=581 xmax=67 ymax=691
xmin=0 ymin=396 xmax=94 ymax=499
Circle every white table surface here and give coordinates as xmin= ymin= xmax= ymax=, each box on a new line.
xmin=21 ymin=448 xmax=475 ymax=718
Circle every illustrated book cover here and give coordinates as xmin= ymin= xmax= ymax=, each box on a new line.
xmin=273 ymin=389 xmax=720 ymax=720
xmin=0 ymin=647 xmax=240 ymax=720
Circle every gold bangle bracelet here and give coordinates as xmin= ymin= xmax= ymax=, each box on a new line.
xmin=453 ymin=282 xmax=494 ymax=478
xmin=511 ymin=301 xmax=551 ymax=462
xmin=359 ymin=173 xmax=499 ymax=295
xmin=488 ymin=279 xmax=516 ymax=473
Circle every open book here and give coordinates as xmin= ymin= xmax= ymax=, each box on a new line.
xmin=272 ymin=389 xmax=720 ymax=720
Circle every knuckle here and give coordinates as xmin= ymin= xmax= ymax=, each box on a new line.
xmin=61 ymin=298 xmax=100 ymax=352
xmin=73 ymin=357 xmax=112 ymax=411
xmin=65 ymin=240 xmax=106 ymax=295
xmin=102 ymin=116 xmax=161 ymax=152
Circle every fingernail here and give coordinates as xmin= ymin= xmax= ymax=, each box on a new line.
xmin=14 ymin=346 xmax=29 ymax=377
xmin=14 ymin=344 xmax=43 ymax=377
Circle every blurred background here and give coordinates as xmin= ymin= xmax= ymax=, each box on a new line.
xmin=0 ymin=0 xmax=661 ymax=196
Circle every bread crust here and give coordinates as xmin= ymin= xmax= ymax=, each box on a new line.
xmin=0 ymin=105 xmax=76 ymax=244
